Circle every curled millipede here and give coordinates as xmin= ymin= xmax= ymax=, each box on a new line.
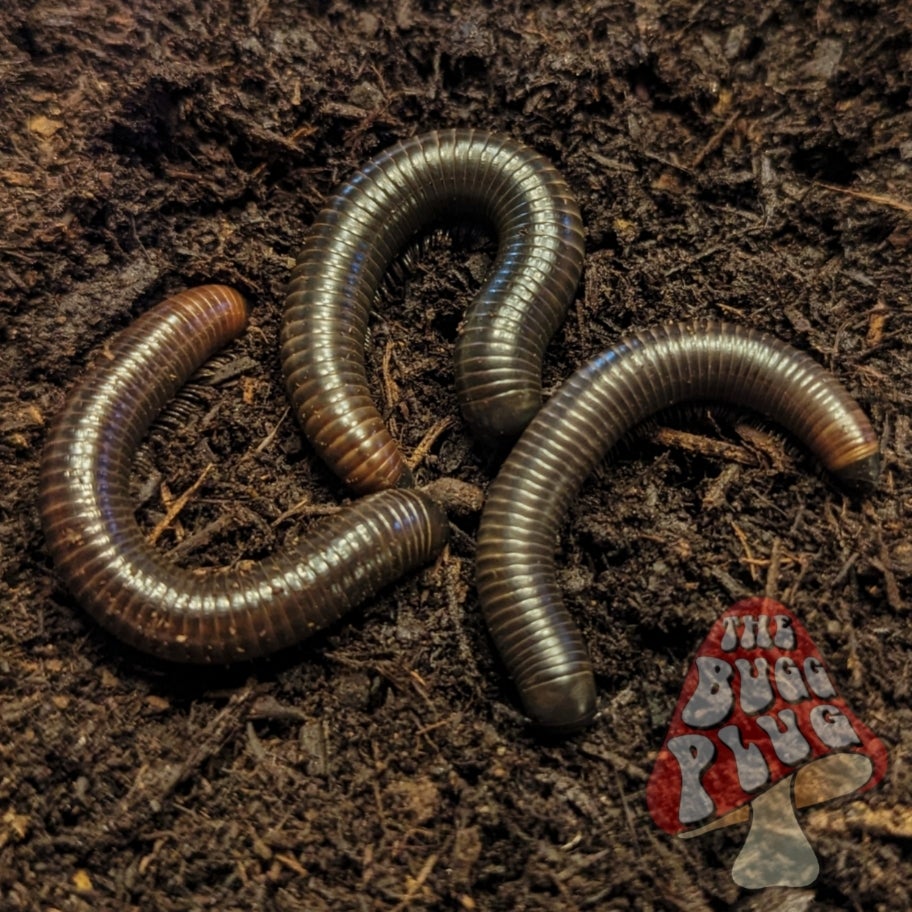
xmin=38 ymin=285 xmax=449 ymax=662
xmin=476 ymin=321 xmax=880 ymax=733
xmin=281 ymin=128 xmax=585 ymax=495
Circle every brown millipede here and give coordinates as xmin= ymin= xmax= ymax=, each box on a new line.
xmin=476 ymin=322 xmax=880 ymax=732
xmin=281 ymin=128 xmax=585 ymax=494
xmin=38 ymin=286 xmax=449 ymax=662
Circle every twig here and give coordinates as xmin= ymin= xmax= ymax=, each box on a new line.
xmin=407 ymin=416 xmax=455 ymax=470
xmin=651 ymin=426 xmax=757 ymax=466
xmin=731 ymin=520 xmax=759 ymax=583
xmin=816 ymin=181 xmax=912 ymax=216
xmin=391 ymin=852 xmax=439 ymax=911
xmin=254 ymin=406 xmax=290 ymax=453
xmin=689 ymin=110 xmax=740 ymax=170
xmin=149 ymin=464 xmax=214 ymax=545
xmin=271 ymin=499 xmax=341 ymax=526
xmin=765 ymin=537 xmax=782 ymax=599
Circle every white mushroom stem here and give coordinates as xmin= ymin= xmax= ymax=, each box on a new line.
xmin=731 ymin=774 xmax=819 ymax=889
xmin=677 ymin=752 xmax=876 ymax=889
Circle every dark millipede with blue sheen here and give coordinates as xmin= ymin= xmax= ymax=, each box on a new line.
xmin=476 ymin=322 xmax=880 ymax=733
xmin=281 ymin=128 xmax=586 ymax=495
xmin=38 ymin=286 xmax=449 ymax=662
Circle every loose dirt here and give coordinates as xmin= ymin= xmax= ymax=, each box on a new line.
xmin=1 ymin=1 xmax=909 ymax=909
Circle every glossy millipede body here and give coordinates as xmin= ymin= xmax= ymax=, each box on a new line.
xmin=281 ymin=128 xmax=585 ymax=495
xmin=476 ymin=321 xmax=880 ymax=732
xmin=39 ymin=286 xmax=449 ymax=662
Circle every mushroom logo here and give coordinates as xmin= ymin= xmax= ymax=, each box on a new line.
xmin=646 ymin=597 xmax=888 ymax=889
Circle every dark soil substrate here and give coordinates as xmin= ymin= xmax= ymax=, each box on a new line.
xmin=2 ymin=1 xmax=910 ymax=909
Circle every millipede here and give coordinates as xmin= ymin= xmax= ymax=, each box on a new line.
xmin=476 ymin=321 xmax=880 ymax=732
xmin=38 ymin=286 xmax=449 ymax=662
xmin=281 ymin=128 xmax=586 ymax=494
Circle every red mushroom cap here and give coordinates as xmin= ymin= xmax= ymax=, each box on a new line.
xmin=647 ymin=597 xmax=888 ymax=835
